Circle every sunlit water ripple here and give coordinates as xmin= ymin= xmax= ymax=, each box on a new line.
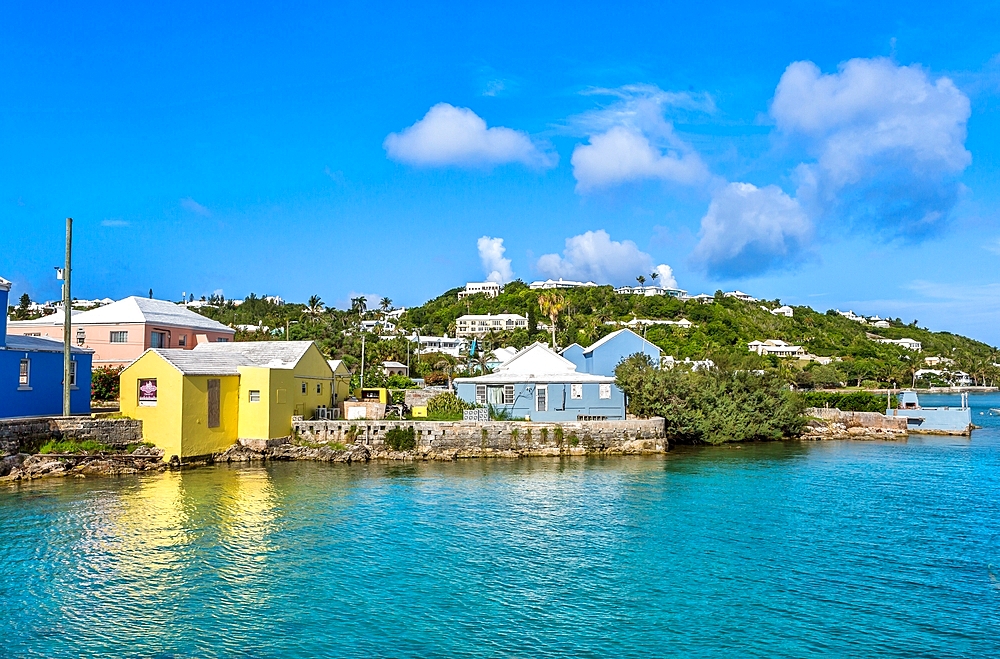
xmin=3 ymin=393 xmax=1000 ymax=657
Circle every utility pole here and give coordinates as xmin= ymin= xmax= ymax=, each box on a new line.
xmin=62 ymin=217 xmax=73 ymax=417
xmin=360 ymin=332 xmax=366 ymax=389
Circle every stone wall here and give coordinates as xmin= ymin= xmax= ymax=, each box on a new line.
xmin=292 ymin=417 xmax=667 ymax=455
xmin=803 ymin=407 xmax=907 ymax=440
xmin=0 ymin=417 xmax=143 ymax=456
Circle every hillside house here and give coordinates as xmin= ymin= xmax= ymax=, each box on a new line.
xmin=562 ymin=329 xmax=662 ymax=377
xmin=455 ymin=314 xmax=528 ymax=337
xmin=8 ymin=296 xmax=234 ymax=368
xmin=455 ymin=343 xmax=624 ymax=421
xmin=748 ymin=340 xmax=806 ymax=358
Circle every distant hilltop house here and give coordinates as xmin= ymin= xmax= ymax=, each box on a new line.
xmin=681 ymin=293 xmax=716 ymax=304
xmin=837 ymin=310 xmax=867 ymax=323
xmin=398 ymin=333 xmax=468 ymax=357
xmin=724 ymin=290 xmax=758 ymax=302
xmin=615 ymin=285 xmax=686 ymax=298
xmin=608 ymin=317 xmax=693 ymax=329
xmin=872 ymin=336 xmax=922 ymax=351
xmin=924 ymin=355 xmax=954 ymax=367
xmin=382 ymin=361 xmax=408 ymax=377
xmin=529 ymin=278 xmax=598 ymax=290
xmin=455 ymin=313 xmax=528 ymax=337
xmin=361 ymin=318 xmax=396 ymax=334
xmin=1 ymin=276 xmax=93 ymax=419
xmin=120 ymin=341 xmax=333 ymax=460
xmin=562 ymin=329 xmax=661 ymax=377
xmin=7 ymin=296 xmax=235 ymax=368
xmin=455 ymin=343 xmax=625 ymax=421
xmin=766 ymin=305 xmax=794 ymax=317
xmin=748 ymin=340 xmax=806 ymax=358
xmin=458 ymin=282 xmax=503 ymax=299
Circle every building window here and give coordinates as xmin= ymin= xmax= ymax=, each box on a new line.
xmin=18 ymin=359 xmax=30 ymax=387
xmin=178 ymin=335 xmax=187 ymax=347
xmin=487 ymin=386 xmax=506 ymax=405
xmin=249 ymin=390 xmax=261 ymax=403
xmin=216 ymin=337 xmax=229 ymax=342
xmin=138 ymin=379 xmax=157 ymax=406
xmin=68 ymin=361 xmax=77 ymax=387
xmin=599 ymin=383 xmax=612 ymax=399
xmin=150 ymin=331 xmax=166 ymax=348
xmin=316 ymin=383 xmax=322 ymax=395
xmin=503 ymin=384 xmax=514 ymax=405
xmin=301 ymin=382 xmax=307 ymax=395
xmin=571 ymin=383 xmax=583 ymax=399
xmin=475 ymin=385 xmax=487 ymax=405
xmin=110 ymin=331 xmax=128 ymax=343
xmin=536 ymin=385 xmax=547 ymax=412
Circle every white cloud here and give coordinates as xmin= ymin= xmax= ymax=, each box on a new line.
xmin=569 ymin=85 xmax=712 ymax=192
xmin=536 ymin=230 xmax=676 ymax=286
xmin=571 ymin=126 xmax=710 ymax=192
xmin=653 ymin=264 xmax=678 ymax=289
xmin=384 ymin=103 xmax=556 ymax=169
xmin=691 ymin=182 xmax=812 ymax=279
xmin=181 ymin=198 xmax=211 ymax=217
xmin=477 ymin=236 xmax=514 ymax=284
xmin=771 ymin=57 xmax=971 ymax=235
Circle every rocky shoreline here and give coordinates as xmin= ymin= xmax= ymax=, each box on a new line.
xmin=0 ymin=446 xmax=167 ymax=482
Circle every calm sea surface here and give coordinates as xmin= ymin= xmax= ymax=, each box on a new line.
xmin=3 ymin=393 xmax=1000 ymax=658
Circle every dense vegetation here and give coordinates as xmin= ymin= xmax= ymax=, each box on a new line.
xmin=190 ymin=282 xmax=999 ymax=390
xmin=615 ymin=354 xmax=806 ymax=444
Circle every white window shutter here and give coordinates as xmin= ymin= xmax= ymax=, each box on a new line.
xmin=476 ymin=385 xmax=487 ymax=404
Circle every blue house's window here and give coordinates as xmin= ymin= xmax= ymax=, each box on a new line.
xmin=18 ymin=359 xmax=30 ymax=387
xmin=599 ymin=384 xmax=612 ymax=399
xmin=68 ymin=361 xmax=77 ymax=387
xmin=536 ymin=386 xmax=547 ymax=412
xmin=571 ymin=384 xmax=583 ymax=399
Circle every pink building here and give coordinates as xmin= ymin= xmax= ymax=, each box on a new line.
xmin=7 ymin=297 xmax=235 ymax=368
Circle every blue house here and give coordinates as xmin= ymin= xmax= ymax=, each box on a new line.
xmin=561 ymin=328 xmax=661 ymax=377
xmin=454 ymin=342 xmax=625 ymax=421
xmin=1 ymin=277 xmax=93 ymax=418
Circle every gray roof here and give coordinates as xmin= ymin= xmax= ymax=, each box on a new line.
xmin=192 ymin=341 xmax=320 ymax=370
xmin=66 ymin=296 xmax=234 ymax=333
xmin=3 ymin=334 xmax=93 ymax=354
xmin=150 ymin=348 xmax=248 ymax=376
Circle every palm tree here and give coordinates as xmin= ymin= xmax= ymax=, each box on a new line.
xmin=537 ymin=292 xmax=566 ymax=349
xmin=636 ymin=275 xmax=646 ymax=287
xmin=649 ymin=272 xmax=659 ymax=286
xmin=380 ymin=297 xmax=393 ymax=313
xmin=306 ymin=295 xmax=324 ymax=322
xmin=351 ymin=296 xmax=368 ymax=317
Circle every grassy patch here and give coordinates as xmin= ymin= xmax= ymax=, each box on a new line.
xmin=38 ymin=438 xmax=114 ymax=455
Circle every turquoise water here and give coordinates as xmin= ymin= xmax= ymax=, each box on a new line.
xmin=3 ymin=394 xmax=1000 ymax=658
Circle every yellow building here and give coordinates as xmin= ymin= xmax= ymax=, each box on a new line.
xmin=121 ymin=341 xmax=334 ymax=460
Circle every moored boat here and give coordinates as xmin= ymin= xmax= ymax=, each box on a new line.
xmin=888 ymin=390 xmax=973 ymax=435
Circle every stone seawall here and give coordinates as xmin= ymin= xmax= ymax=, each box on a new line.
xmin=292 ymin=418 xmax=668 ymax=456
xmin=0 ymin=417 xmax=144 ymax=456
xmin=802 ymin=407 xmax=908 ymax=440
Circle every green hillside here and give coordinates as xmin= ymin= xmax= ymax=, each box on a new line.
xmin=191 ymin=282 xmax=999 ymax=389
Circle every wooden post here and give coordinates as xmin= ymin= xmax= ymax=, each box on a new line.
xmin=62 ymin=217 xmax=73 ymax=417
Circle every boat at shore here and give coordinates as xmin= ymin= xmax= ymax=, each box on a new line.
xmin=888 ymin=390 xmax=973 ymax=435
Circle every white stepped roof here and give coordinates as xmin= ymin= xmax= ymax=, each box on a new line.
xmin=456 ymin=342 xmax=613 ymax=384
xmin=66 ymin=297 xmax=234 ymax=333
xmin=149 ymin=348 xmax=248 ymax=375
xmin=582 ymin=328 xmax=657 ymax=355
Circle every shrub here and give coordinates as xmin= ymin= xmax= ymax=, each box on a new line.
xmin=384 ymin=426 xmax=416 ymax=451
xmin=91 ymin=365 xmax=124 ymax=402
xmin=386 ymin=374 xmax=417 ymax=389
xmin=615 ymin=354 xmax=806 ymax=444
xmin=800 ymin=391 xmax=895 ymax=412
xmin=424 ymin=371 xmax=449 ymax=386
xmin=38 ymin=439 xmax=113 ymax=454
xmin=427 ymin=392 xmax=473 ymax=416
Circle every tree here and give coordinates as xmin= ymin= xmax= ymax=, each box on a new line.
xmin=649 ymin=272 xmax=659 ymax=285
xmin=636 ymin=275 xmax=646 ymax=286
xmin=351 ymin=296 xmax=368 ymax=317
xmin=537 ymin=292 xmax=566 ymax=349
xmin=380 ymin=297 xmax=393 ymax=313
xmin=306 ymin=295 xmax=324 ymax=322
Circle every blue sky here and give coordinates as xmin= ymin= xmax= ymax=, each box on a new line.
xmin=2 ymin=1 xmax=999 ymax=343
